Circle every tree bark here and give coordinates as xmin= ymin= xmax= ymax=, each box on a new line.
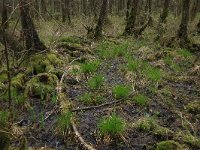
xmin=1 ymin=0 xmax=8 ymax=29
xmin=94 ymin=0 xmax=108 ymax=39
xmin=190 ymin=0 xmax=200 ymax=21
xmin=40 ymin=0 xmax=47 ymax=18
xmin=197 ymin=19 xmax=200 ymax=34
xmin=124 ymin=0 xmax=139 ymax=35
xmin=177 ymin=0 xmax=190 ymax=41
xmin=19 ymin=0 xmax=46 ymax=51
xmin=159 ymin=0 xmax=170 ymax=24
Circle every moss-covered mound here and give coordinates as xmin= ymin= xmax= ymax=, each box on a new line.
xmin=24 ymin=52 xmax=66 ymax=76
xmin=24 ymin=73 xmax=58 ymax=100
xmin=186 ymin=101 xmax=200 ymax=115
xmin=0 ymin=51 xmax=66 ymax=103
xmin=156 ymin=140 xmax=182 ymax=150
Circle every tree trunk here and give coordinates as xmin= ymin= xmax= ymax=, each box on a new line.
xmin=124 ymin=0 xmax=139 ymax=35
xmin=40 ymin=0 xmax=47 ymax=18
xmin=61 ymin=0 xmax=67 ymax=22
xmin=177 ymin=0 xmax=190 ymax=41
xmin=94 ymin=0 xmax=108 ymax=39
xmin=1 ymin=0 xmax=8 ymax=29
xmin=19 ymin=0 xmax=46 ymax=51
xmin=159 ymin=0 xmax=170 ymax=24
xmin=190 ymin=0 xmax=200 ymax=21
xmin=34 ymin=0 xmax=40 ymax=18
xmin=148 ymin=0 xmax=153 ymax=26
xmin=155 ymin=0 xmax=170 ymax=41
xmin=197 ymin=19 xmax=200 ymax=34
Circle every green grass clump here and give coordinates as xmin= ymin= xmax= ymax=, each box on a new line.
xmin=79 ymin=93 xmax=105 ymax=105
xmin=134 ymin=94 xmax=149 ymax=106
xmin=98 ymin=114 xmax=125 ymax=136
xmin=96 ymin=41 xmax=116 ymax=59
xmin=81 ymin=60 xmax=101 ymax=74
xmin=12 ymin=88 xmax=26 ymax=106
xmin=79 ymin=93 xmax=93 ymax=104
xmin=177 ymin=49 xmax=192 ymax=59
xmin=142 ymin=63 xmax=162 ymax=82
xmin=113 ymin=44 xmax=128 ymax=57
xmin=57 ymin=111 xmax=72 ymax=133
xmin=112 ymin=85 xmax=130 ymax=99
xmin=88 ymin=75 xmax=104 ymax=89
xmin=127 ymin=59 xmax=141 ymax=72
xmin=156 ymin=140 xmax=182 ymax=150
xmin=0 ymin=111 xmax=9 ymax=128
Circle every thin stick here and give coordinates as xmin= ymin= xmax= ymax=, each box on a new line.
xmin=72 ymin=99 xmax=123 ymax=112
xmin=72 ymin=93 xmax=134 ymax=112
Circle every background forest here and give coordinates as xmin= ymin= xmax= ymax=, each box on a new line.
xmin=0 ymin=0 xmax=200 ymax=150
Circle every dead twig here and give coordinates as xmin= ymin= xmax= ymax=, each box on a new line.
xmin=72 ymin=99 xmax=123 ymax=112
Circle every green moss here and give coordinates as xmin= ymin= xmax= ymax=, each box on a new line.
xmin=0 ymin=83 xmax=6 ymax=92
xmin=186 ymin=101 xmax=200 ymax=115
xmin=24 ymin=73 xmax=58 ymax=100
xmin=176 ymin=132 xmax=200 ymax=149
xmin=156 ymin=140 xmax=182 ymax=150
xmin=11 ymin=73 xmax=25 ymax=90
xmin=134 ymin=117 xmax=173 ymax=137
xmin=154 ymin=126 xmax=174 ymax=138
xmin=46 ymin=52 xmax=65 ymax=67
xmin=0 ymin=72 xmax=7 ymax=83
xmin=24 ymin=52 xmax=65 ymax=75
xmin=135 ymin=117 xmax=157 ymax=132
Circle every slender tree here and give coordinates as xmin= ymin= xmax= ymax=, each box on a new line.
xmin=1 ymin=0 xmax=8 ymax=29
xmin=40 ymin=0 xmax=47 ymax=18
xmin=19 ymin=0 xmax=46 ymax=51
xmin=156 ymin=0 xmax=170 ymax=41
xmin=124 ymin=0 xmax=139 ymax=35
xmin=61 ymin=0 xmax=67 ymax=22
xmin=190 ymin=0 xmax=200 ymax=21
xmin=34 ymin=0 xmax=40 ymax=18
xmin=159 ymin=0 xmax=170 ymax=24
xmin=197 ymin=19 xmax=200 ymax=34
xmin=94 ymin=0 xmax=108 ymax=39
xmin=177 ymin=0 xmax=190 ymax=41
xmin=1 ymin=0 xmax=12 ymax=111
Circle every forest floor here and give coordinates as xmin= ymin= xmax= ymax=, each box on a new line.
xmin=0 ymin=35 xmax=200 ymax=150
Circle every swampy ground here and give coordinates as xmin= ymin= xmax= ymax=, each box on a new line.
xmin=0 ymin=20 xmax=200 ymax=150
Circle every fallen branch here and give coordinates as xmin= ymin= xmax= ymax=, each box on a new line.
xmin=72 ymin=93 xmax=134 ymax=112
xmin=71 ymin=120 xmax=96 ymax=150
xmin=72 ymin=99 xmax=123 ymax=112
